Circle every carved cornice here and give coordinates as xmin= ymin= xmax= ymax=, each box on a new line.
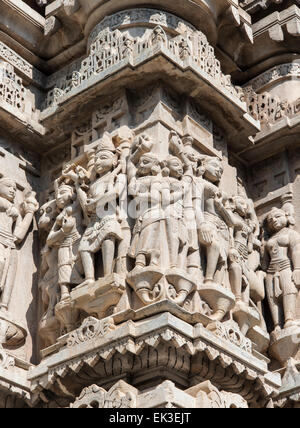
xmin=241 ymin=0 xmax=300 ymax=14
xmin=0 ymin=41 xmax=46 ymax=86
xmin=246 ymin=62 xmax=300 ymax=92
xmin=28 ymin=313 xmax=281 ymax=407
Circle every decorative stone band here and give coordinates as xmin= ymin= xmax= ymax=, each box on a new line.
xmin=87 ymin=8 xmax=197 ymax=50
xmin=70 ymin=379 xmax=249 ymax=409
xmin=42 ymin=12 xmax=243 ymax=110
xmin=0 ymin=41 xmax=46 ymax=87
xmin=247 ymin=63 xmax=300 ymax=93
xmin=243 ymin=85 xmax=300 ymax=127
xmin=28 ymin=313 xmax=281 ymax=407
xmin=240 ymin=0 xmax=286 ymax=14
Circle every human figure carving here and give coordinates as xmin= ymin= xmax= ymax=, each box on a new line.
xmin=68 ymin=136 xmax=128 ymax=286
xmin=128 ymin=147 xmax=163 ymax=270
xmin=163 ymin=132 xmax=198 ymax=274
xmin=47 ymin=177 xmax=83 ymax=301
xmin=0 ymin=178 xmax=38 ymax=310
xmin=228 ymin=195 xmax=265 ymax=308
xmin=264 ymin=207 xmax=300 ymax=332
xmin=196 ymin=157 xmax=230 ymax=288
xmin=38 ymin=199 xmax=60 ymax=347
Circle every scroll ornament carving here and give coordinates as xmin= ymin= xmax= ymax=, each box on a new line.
xmin=67 ymin=317 xmax=115 ymax=347
xmin=71 ymin=381 xmax=137 ymax=408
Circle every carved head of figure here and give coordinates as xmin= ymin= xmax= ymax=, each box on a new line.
xmin=203 ymin=157 xmax=223 ymax=184
xmin=39 ymin=200 xmax=57 ymax=233
xmin=55 ymin=183 xmax=75 ymax=210
xmin=164 ymin=156 xmax=184 ymax=179
xmin=94 ymin=138 xmax=117 ymax=176
xmin=0 ymin=178 xmax=16 ymax=203
xmin=183 ymin=136 xmax=200 ymax=173
xmin=267 ymin=207 xmax=288 ymax=233
xmin=137 ymin=153 xmax=161 ymax=177
xmin=232 ymin=195 xmax=250 ymax=218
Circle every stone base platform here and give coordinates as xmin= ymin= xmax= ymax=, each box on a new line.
xmin=29 ymin=304 xmax=281 ymax=408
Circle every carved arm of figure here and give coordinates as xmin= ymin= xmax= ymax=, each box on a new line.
xmin=87 ymin=175 xmax=127 ymax=211
xmin=62 ymin=166 xmax=89 ymax=220
xmin=128 ymin=135 xmax=153 ymax=184
xmin=214 ymin=194 xmax=237 ymax=229
xmin=46 ymin=208 xmax=75 ymax=247
xmin=289 ymin=230 xmax=300 ymax=287
xmin=14 ymin=191 xmax=39 ymax=243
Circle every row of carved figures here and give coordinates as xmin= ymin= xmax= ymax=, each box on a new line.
xmin=0 ymin=130 xmax=298 ymax=349
xmin=32 ymin=130 xmax=300 ymax=349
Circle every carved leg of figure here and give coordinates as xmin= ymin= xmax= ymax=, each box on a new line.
xmin=0 ymin=248 xmax=16 ymax=311
xmin=177 ymin=242 xmax=189 ymax=271
xmin=283 ymin=293 xmax=297 ymax=329
xmin=204 ymin=242 xmax=221 ymax=284
xmin=214 ymin=261 xmax=226 ymax=286
xmin=136 ymin=253 xmax=147 ymax=269
xmin=229 ymin=262 xmax=243 ymax=302
xmin=266 ymin=274 xmax=281 ymax=332
xmin=79 ymin=251 xmax=95 ymax=286
xmin=102 ymin=238 xmax=116 ymax=276
xmin=279 ymin=268 xmax=298 ymax=328
xmin=149 ymin=250 xmax=160 ymax=267
xmin=166 ymin=219 xmax=179 ymax=269
xmin=60 ymin=283 xmax=70 ymax=301
xmin=187 ymin=249 xmax=201 ymax=278
xmin=0 ymin=244 xmax=6 ymax=297
xmin=116 ymin=227 xmax=130 ymax=275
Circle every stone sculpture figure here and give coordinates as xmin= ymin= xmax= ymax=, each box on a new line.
xmin=128 ymin=148 xmax=163 ymax=272
xmin=227 ymin=194 xmax=268 ymax=336
xmin=163 ymin=132 xmax=195 ymax=272
xmin=197 ymin=157 xmax=230 ymax=287
xmin=70 ymin=136 xmax=128 ymax=286
xmin=193 ymin=156 xmax=237 ymax=321
xmin=0 ymin=178 xmax=38 ymax=311
xmin=46 ymin=177 xmax=83 ymax=301
xmin=264 ymin=207 xmax=300 ymax=332
xmin=228 ymin=194 xmax=265 ymax=308
xmin=38 ymin=199 xmax=60 ymax=347
xmin=128 ymin=132 xmax=198 ymax=306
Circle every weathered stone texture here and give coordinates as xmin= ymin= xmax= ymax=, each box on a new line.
xmin=0 ymin=0 xmax=299 ymax=408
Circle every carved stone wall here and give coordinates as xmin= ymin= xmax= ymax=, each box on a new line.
xmin=0 ymin=0 xmax=299 ymax=409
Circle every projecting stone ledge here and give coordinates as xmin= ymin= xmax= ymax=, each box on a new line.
xmin=28 ymin=311 xmax=281 ymax=408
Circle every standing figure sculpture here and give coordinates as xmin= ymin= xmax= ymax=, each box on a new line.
xmin=70 ymin=137 xmax=128 ymax=286
xmin=0 ymin=178 xmax=38 ymax=311
xmin=128 ymin=145 xmax=163 ymax=271
xmin=228 ymin=195 xmax=265 ymax=308
xmin=38 ymin=199 xmax=60 ymax=347
xmin=47 ymin=177 xmax=83 ymax=301
xmin=196 ymin=157 xmax=230 ymax=287
xmin=163 ymin=132 xmax=196 ymax=272
xmin=192 ymin=156 xmax=237 ymax=321
xmin=264 ymin=207 xmax=300 ymax=332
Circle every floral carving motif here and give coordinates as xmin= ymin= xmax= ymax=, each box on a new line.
xmin=67 ymin=317 xmax=116 ymax=347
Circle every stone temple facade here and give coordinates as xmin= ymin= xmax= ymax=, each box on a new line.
xmin=0 ymin=0 xmax=300 ymax=409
